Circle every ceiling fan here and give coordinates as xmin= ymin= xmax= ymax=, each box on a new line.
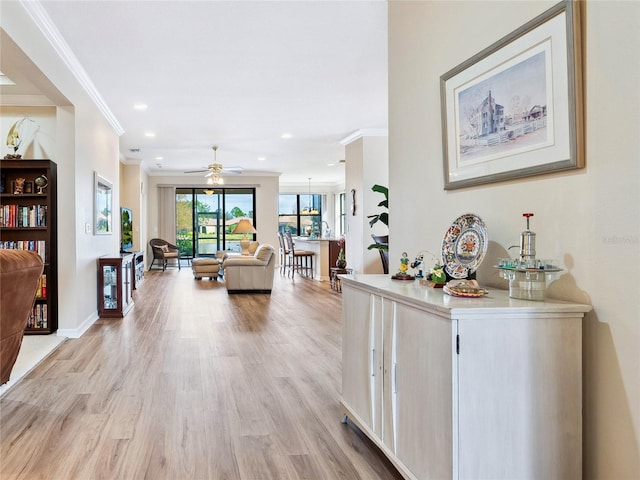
xmin=184 ymin=146 xmax=242 ymax=185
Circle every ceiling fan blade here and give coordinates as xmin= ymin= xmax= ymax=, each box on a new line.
xmin=184 ymin=169 xmax=209 ymax=173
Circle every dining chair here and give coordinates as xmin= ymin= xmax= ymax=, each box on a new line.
xmin=277 ymin=232 xmax=290 ymax=276
xmin=284 ymin=232 xmax=314 ymax=279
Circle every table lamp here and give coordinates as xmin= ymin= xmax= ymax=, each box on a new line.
xmin=234 ymin=219 xmax=257 ymax=255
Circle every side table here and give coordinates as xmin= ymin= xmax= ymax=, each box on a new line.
xmin=330 ymin=267 xmax=353 ymax=292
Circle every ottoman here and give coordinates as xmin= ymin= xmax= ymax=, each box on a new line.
xmin=191 ymin=258 xmax=220 ymax=280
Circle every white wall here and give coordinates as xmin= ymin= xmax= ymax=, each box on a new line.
xmin=344 ymin=135 xmax=389 ymax=273
xmin=120 ymin=161 xmax=147 ymax=252
xmin=2 ymin=2 xmax=121 ymax=338
xmin=389 ymin=1 xmax=640 ymax=477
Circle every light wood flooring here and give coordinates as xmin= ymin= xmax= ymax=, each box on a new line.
xmin=0 ymin=268 xmax=402 ymax=480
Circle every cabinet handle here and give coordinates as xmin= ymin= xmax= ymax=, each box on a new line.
xmin=393 ymin=362 xmax=398 ymax=394
xmin=371 ymin=348 xmax=376 ymax=376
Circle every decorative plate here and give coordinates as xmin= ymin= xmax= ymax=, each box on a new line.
xmin=443 ymin=280 xmax=489 ymax=298
xmin=443 ymin=285 xmax=488 ymax=298
xmin=441 ymin=213 xmax=488 ymax=279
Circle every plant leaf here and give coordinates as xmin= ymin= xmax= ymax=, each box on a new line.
xmin=371 ymin=184 xmax=388 ymax=199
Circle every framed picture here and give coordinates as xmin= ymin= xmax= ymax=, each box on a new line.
xmin=94 ymin=172 xmax=113 ymax=235
xmin=440 ymin=0 xmax=583 ymax=190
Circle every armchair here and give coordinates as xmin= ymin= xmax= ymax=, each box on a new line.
xmin=216 ymin=241 xmax=259 ymax=278
xmin=222 ymin=244 xmax=276 ymax=293
xmin=149 ymin=238 xmax=181 ymax=271
xmin=1 ymin=250 xmax=44 ymax=384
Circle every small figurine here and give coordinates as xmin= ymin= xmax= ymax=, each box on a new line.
xmin=412 ymin=250 xmax=447 ymax=287
xmin=13 ymin=177 xmax=26 ymax=194
xmin=430 ymin=264 xmax=447 ymax=284
xmin=392 ymin=252 xmax=414 ymax=280
xmin=411 ymin=253 xmax=426 ymax=278
xmin=399 ymin=252 xmax=409 ymax=274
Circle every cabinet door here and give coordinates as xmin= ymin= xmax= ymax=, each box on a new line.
xmin=457 ymin=316 xmax=582 ymax=479
xmin=379 ymin=298 xmax=394 ymax=449
xmin=342 ymin=285 xmax=380 ymax=432
xmin=121 ymin=259 xmax=132 ymax=309
xmin=392 ymin=302 xmax=454 ymax=480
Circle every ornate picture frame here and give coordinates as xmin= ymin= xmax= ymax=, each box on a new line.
xmin=440 ymin=0 xmax=583 ymax=190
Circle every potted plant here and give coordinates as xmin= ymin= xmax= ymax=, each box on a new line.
xmin=336 ymin=236 xmax=347 ymax=268
xmin=367 ymin=184 xmax=389 ymax=273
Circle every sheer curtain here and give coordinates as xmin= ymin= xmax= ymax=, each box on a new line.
xmin=158 ymin=186 xmax=176 ymax=242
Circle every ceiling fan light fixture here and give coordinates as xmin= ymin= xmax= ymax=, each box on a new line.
xmin=183 ymin=145 xmax=239 ymax=181
xmin=208 ymin=146 xmax=224 ymax=185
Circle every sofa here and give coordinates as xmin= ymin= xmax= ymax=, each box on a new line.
xmin=222 ymin=244 xmax=276 ymax=293
xmin=0 ymin=249 xmax=44 ymax=384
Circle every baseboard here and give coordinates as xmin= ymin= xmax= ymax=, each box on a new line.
xmin=56 ymin=311 xmax=99 ymax=338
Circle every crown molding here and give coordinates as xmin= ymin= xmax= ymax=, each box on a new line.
xmin=120 ymin=157 xmax=143 ymax=166
xmin=0 ymin=94 xmax=55 ymax=106
xmin=339 ymin=128 xmax=388 ymax=146
xmin=20 ymin=0 xmax=124 ymax=136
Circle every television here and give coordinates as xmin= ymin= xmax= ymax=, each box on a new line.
xmin=120 ymin=207 xmax=133 ymax=252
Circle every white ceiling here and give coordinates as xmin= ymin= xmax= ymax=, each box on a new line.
xmin=5 ymin=1 xmax=388 ymax=186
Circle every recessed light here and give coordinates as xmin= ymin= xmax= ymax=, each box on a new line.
xmin=144 ymin=132 xmax=156 ymax=138
xmin=281 ymin=133 xmax=292 ymax=139
xmin=328 ymin=163 xmax=335 ymax=167
xmin=155 ymin=156 xmax=163 ymax=160
xmin=134 ymin=103 xmax=148 ymax=110
xmin=257 ymin=156 xmax=266 ymax=161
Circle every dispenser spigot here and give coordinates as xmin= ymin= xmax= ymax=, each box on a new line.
xmin=523 ymin=213 xmax=534 ymax=229
xmin=519 ymin=213 xmax=536 ymax=267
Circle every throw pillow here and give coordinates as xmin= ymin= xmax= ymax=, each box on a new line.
xmin=255 ymin=245 xmax=273 ymax=263
xmin=160 ymin=245 xmax=169 ymax=253
xmin=248 ymin=241 xmax=259 ymax=255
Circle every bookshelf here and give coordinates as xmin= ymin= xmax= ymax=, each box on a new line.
xmin=0 ymin=159 xmax=58 ymax=334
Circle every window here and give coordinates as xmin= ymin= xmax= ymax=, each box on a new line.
xmin=278 ymin=193 xmax=322 ymax=237
xmin=176 ymin=188 xmax=256 ymax=257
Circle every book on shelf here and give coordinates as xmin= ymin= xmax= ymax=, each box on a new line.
xmin=0 ymin=204 xmax=47 ymax=227
xmin=0 ymin=240 xmax=46 ymax=262
xmin=27 ymin=303 xmax=48 ymax=330
xmin=36 ymin=274 xmax=47 ymax=299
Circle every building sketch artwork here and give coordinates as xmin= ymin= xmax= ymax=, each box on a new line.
xmin=457 ymin=51 xmax=549 ymax=163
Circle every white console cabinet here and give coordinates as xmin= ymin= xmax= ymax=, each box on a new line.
xmin=340 ymin=274 xmax=591 ymax=480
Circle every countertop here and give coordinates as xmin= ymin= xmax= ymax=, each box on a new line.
xmin=340 ymin=274 xmax=592 ymax=318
